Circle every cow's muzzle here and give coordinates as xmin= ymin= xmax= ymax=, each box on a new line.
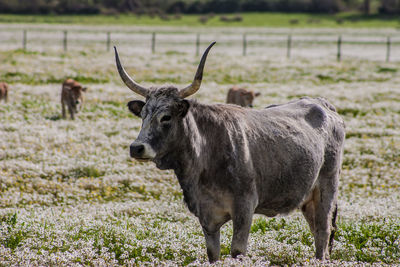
xmin=130 ymin=142 xmax=156 ymax=160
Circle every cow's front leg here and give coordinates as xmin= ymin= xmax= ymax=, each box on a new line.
xmin=202 ymin=227 xmax=220 ymax=263
xmin=68 ymin=105 xmax=75 ymax=120
xmin=231 ymin=202 xmax=254 ymax=258
xmin=61 ymin=101 xmax=66 ymax=119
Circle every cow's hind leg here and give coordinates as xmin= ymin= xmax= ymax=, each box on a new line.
xmin=313 ymin=171 xmax=339 ymax=260
xmin=301 ymin=185 xmax=337 ymax=260
xmin=301 ymin=187 xmax=319 ymax=236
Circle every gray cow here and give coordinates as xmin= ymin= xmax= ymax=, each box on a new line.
xmin=115 ymin=42 xmax=345 ymax=263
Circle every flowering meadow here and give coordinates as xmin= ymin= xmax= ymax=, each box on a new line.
xmin=0 ymin=27 xmax=399 ymax=266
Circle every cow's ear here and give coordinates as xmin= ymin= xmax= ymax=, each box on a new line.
xmin=127 ymin=100 xmax=145 ymax=117
xmin=82 ymin=87 xmax=87 ymax=92
xmin=178 ymin=99 xmax=190 ymax=118
xmin=255 ymin=92 xmax=261 ymax=97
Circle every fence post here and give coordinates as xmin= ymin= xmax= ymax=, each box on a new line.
xmin=63 ymin=30 xmax=68 ymax=52
xmin=243 ymin=33 xmax=247 ymax=56
xmin=337 ymin=35 xmax=342 ymax=62
xmin=287 ymin=34 xmax=292 ymax=59
xmin=386 ymin=36 xmax=391 ymax=62
xmin=22 ymin=30 xmax=27 ymax=50
xmin=196 ymin=33 xmax=200 ymax=56
xmin=151 ymin=32 xmax=156 ymax=54
xmin=106 ymin=32 xmax=111 ymax=52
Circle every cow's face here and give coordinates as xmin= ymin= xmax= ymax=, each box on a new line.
xmin=71 ymin=86 xmax=87 ymax=113
xmin=115 ymin=42 xmax=215 ymax=161
xmin=127 ymin=88 xmax=189 ymax=161
xmin=241 ymin=91 xmax=260 ymax=107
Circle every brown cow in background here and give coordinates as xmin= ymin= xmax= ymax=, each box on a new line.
xmin=0 ymin=82 xmax=9 ymax=102
xmin=226 ymin=86 xmax=260 ymax=107
xmin=61 ymin=79 xmax=87 ymax=119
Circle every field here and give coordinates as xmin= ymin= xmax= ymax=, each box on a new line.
xmin=0 ymin=24 xmax=400 ymax=266
xmin=0 ymin=13 xmax=400 ymax=28
xmin=1 ymin=24 xmax=400 ymax=63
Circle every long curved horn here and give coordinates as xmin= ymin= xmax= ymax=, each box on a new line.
xmin=179 ymin=42 xmax=216 ymax=98
xmin=114 ymin=46 xmax=149 ymax=97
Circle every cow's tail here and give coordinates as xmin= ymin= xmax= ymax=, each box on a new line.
xmin=328 ymin=203 xmax=338 ymax=255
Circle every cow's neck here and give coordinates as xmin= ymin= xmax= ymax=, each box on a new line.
xmin=159 ymin=101 xmax=232 ymax=216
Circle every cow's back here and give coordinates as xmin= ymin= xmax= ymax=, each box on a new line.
xmin=260 ymin=97 xmax=344 ymax=139
xmin=63 ymin=79 xmax=81 ymax=89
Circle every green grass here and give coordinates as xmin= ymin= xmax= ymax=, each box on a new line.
xmin=1 ymin=212 xmax=26 ymax=250
xmin=335 ymin=219 xmax=400 ymax=263
xmin=249 ymin=217 xmax=400 ymax=264
xmin=1 ymin=71 xmax=109 ymax=85
xmin=0 ymin=12 xmax=399 ymax=28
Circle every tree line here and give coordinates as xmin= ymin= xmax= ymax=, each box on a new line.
xmin=0 ymin=0 xmax=399 ymax=15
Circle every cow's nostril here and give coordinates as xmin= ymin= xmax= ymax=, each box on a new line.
xmin=76 ymin=100 xmax=80 ymax=105
xmin=136 ymin=145 xmax=144 ymax=154
xmin=130 ymin=143 xmax=145 ymax=157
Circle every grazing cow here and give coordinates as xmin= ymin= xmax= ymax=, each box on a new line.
xmin=115 ymin=42 xmax=345 ymax=263
xmin=61 ymin=79 xmax=87 ymax=119
xmin=0 ymin=82 xmax=9 ymax=102
xmin=226 ymin=86 xmax=260 ymax=107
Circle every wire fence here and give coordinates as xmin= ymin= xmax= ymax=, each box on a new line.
xmin=1 ymin=28 xmax=400 ymax=62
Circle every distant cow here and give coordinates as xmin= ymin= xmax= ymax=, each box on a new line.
xmin=61 ymin=79 xmax=87 ymax=119
xmin=0 ymin=82 xmax=9 ymax=102
xmin=226 ymin=86 xmax=260 ymax=107
xmin=115 ymin=42 xmax=345 ymax=263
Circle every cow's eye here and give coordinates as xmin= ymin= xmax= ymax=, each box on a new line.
xmin=160 ymin=115 xmax=171 ymax=123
